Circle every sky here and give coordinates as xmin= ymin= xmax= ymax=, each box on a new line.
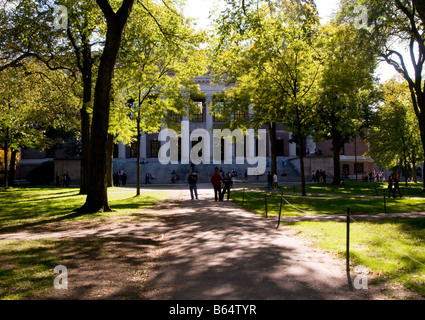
xmin=183 ymin=0 xmax=398 ymax=82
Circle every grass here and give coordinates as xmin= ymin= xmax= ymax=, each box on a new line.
xmin=0 ymin=186 xmax=167 ymax=232
xmin=287 ymin=219 xmax=425 ymax=297
xmin=0 ymin=186 xmax=168 ymax=300
xmin=233 ymin=181 xmax=425 ymax=217
xmin=232 ymin=181 xmax=425 ymax=298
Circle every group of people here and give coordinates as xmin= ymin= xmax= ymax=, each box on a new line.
xmin=55 ymin=172 xmax=70 ymax=187
xmin=186 ymin=168 xmax=233 ymax=201
xmin=267 ymin=172 xmax=279 ymax=191
xmin=210 ymin=168 xmax=233 ymax=201
xmin=311 ymin=169 xmax=327 ymax=184
xmin=113 ymin=169 xmax=127 ymax=187
xmin=362 ymin=171 xmax=385 ymax=183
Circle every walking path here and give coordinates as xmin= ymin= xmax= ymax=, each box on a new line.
xmin=143 ymin=187 xmax=389 ymax=300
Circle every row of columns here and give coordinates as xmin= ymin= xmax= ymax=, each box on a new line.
xmin=116 ymin=93 xmax=307 ymax=160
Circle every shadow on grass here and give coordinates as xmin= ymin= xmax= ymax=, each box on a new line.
xmin=0 ymin=188 xmax=166 ymax=234
xmin=0 ymin=234 xmax=164 ymax=299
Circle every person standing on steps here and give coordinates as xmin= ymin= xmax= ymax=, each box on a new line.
xmin=187 ymin=169 xmax=199 ymax=200
xmin=211 ymin=168 xmax=223 ymax=201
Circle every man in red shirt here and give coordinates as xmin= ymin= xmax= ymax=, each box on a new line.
xmin=211 ymin=168 xmax=223 ymax=201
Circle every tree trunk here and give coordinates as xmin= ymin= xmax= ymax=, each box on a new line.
xmin=295 ymin=106 xmax=306 ymax=196
xmin=3 ymin=127 xmax=9 ymax=187
xmin=78 ymin=0 xmax=134 ymax=213
xmin=79 ymin=61 xmax=93 ymax=194
xmin=268 ymin=122 xmax=277 ymax=178
xmin=331 ymin=134 xmax=343 ymax=185
xmin=106 ymin=133 xmax=114 ymax=187
xmin=418 ymin=114 xmax=425 ymax=191
xmin=79 ymin=104 xmax=91 ymax=194
xmin=413 ymin=0 xmax=425 ymax=25
xmin=8 ymin=149 xmax=17 ymax=187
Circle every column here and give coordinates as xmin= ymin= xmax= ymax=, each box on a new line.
xmin=140 ymin=132 xmax=147 ymax=159
xmin=118 ymin=141 xmax=126 ymax=159
xmin=288 ymin=132 xmax=297 ymax=157
xmin=205 ymin=93 xmax=214 ymax=163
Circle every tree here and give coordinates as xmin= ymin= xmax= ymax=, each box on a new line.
xmin=113 ymin=0 xmax=207 ymax=195
xmin=77 ymin=0 xmax=135 ymax=213
xmin=368 ymin=78 xmax=423 ymax=184
xmin=338 ymin=0 xmax=425 ymax=189
xmin=313 ymin=22 xmax=378 ymax=185
xmin=0 ymin=0 xmax=105 ymax=194
xmin=0 ymin=61 xmax=79 ymax=187
xmin=211 ymin=0 xmax=321 ymax=195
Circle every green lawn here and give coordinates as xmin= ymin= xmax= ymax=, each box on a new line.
xmin=0 ymin=186 xmax=166 ymax=232
xmin=233 ymin=181 xmax=425 ymax=217
xmin=232 ymin=181 xmax=425 ymax=298
xmin=288 ymin=219 xmax=425 ymax=297
xmin=0 ymin=186 xmax=168 ymax=300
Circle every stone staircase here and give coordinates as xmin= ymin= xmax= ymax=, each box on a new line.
xmin=112 ymin=156 xmax=301 ymax=185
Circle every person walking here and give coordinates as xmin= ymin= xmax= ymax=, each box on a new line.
xmin=221 ymin=172 xmax=232 ymax=201
xmin=388 ymin=174 xmax=393 ymax=197
xmin=267 ymin=171 xmax=272 ymax=191
xmin=272 ymin=172 xmax=278 ymax=190
xmin=187 ymin=169 xmax=199 ymax=200
xmin=393 ymin=173 xmax=402 ymax=198
xmin=211 ymin=169 xmax=223 ymax=201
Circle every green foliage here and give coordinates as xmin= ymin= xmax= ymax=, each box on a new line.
xmin=111 ymin=0 xmax=208 ymax=144
xmin=367 ymin=78 xmax=423 ymax=170
xmin=313 ymin=22 xmax=378 ymax=144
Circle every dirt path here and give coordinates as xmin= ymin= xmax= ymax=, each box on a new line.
xmin=143 ymin=187 xmax=386 ymax=300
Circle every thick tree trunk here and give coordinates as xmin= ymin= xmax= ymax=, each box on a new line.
xmin=419 ymin=116 xmax=425 ymax=191
xmin=8 ymin=149 xmax=17 ymax=187
xmin=79 ymin=104 xmax=91 ymax=194
xmin=136 ymin=121 xmax=141 ymax=196
xmin=106 ymin=133 xmax=114 ymax=187
xmin=3 ymin=128 xmax=9 ymax=187
xmin=413 ymin=0 xmax=425 ymax=25
xmin=78 ymin=0 xmax=134 ymax=213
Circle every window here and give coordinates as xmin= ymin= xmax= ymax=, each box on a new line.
xmin=191 ymin=101 xmax=203 ymax=123
xmin=151 ymin=140 xmax=160 ymax=158
xmin=170 ymin=111 xmax=182 ymax=123
xmin=130 ymin=142 xmax=138 ymax=158
xmin=234 ymin=110 xmax=247 ymax=121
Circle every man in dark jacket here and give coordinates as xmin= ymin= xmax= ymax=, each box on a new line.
xmin=211 ymin=169 xmax=223 ymax=201
xmin=187 ymin=169 xmax=199 ymax=200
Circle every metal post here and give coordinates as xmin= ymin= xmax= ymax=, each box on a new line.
xmin=346 ymin=207 xmax=350 ymax=273
xmin=242 ymin=188 xmax=245 ymax=206
xmin=265 ymin=194 xmax=268 ymax=218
